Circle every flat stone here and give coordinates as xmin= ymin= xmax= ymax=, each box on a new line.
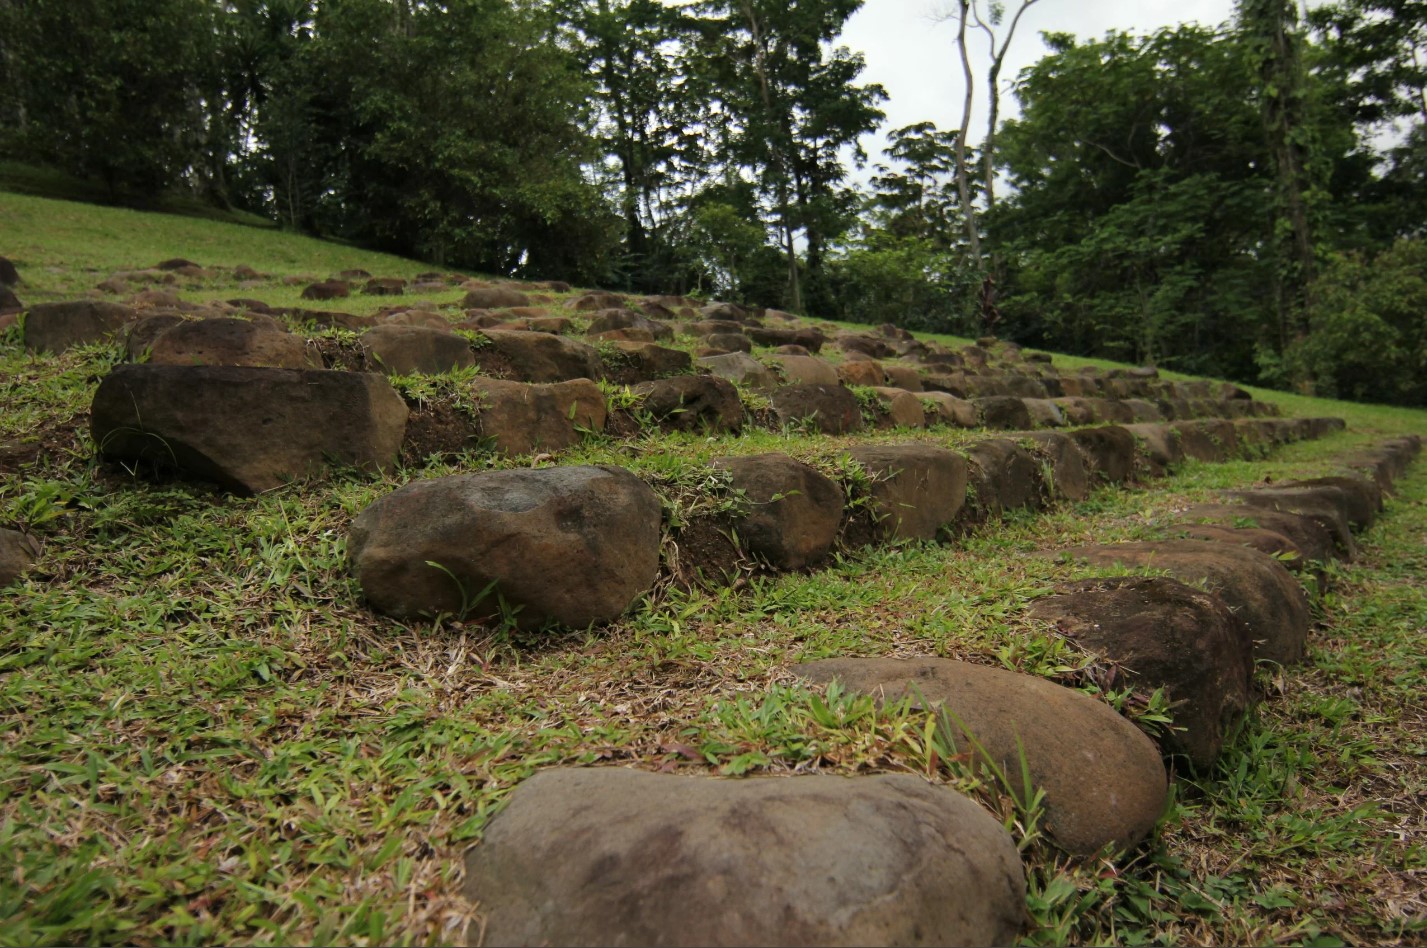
xmin=795 ymin=657 xmax=1168 ymax=855
xmin=147 ymin=317 xmax=321 ymax=369
xmin=1054 ymin=541 xmax=1311 ymax=666
xmin=844 ymin=444 xmax=968 ymax=542
xmin=696 ymin=352 xmax=779 ymax=392
xmin=360 ymin=324 xmax=475 ymax=375
xmin=1029 ymin=577 xmax=1255 ymax=770
xmin=92 ymin=365 xmax=408 ymax=495
xmin=24 ymin=301 xmax=135 ymax=354
xmin=473 ymin=330 xmax=603 ymax=383
xmin=772 ymin=384 xmax=862 ymax=434
xmin=470 ymin=378 xmax=606 ymax=455
xmin=711 ymin=454 xmax=844 ymax=570
xmin=350 ymin=465 xmax=661 ymax=628
xmin=633 ymin=376 xmax=743 ymax=433
xmin=463 ymin=768 xmax=1025 ymax=948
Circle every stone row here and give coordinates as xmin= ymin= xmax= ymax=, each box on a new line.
xmin=347 ymin=416 xmax=1345 ymax=629
xmin=456 ymin=436 xmax=1421 ymax=947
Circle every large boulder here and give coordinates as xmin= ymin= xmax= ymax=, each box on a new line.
xmin=360 ymin=324 xmax=475 ymax=375
xmin=473 ymin=330 xmax=603 ymax=383
xmin=349 ymin=465 xmax=661 ymax=628
xmin=147 ymin=317 xmax=321 ymax=369
xmin=91 ymin=365 xmax=408 ymax=495
xmin=24 ymin=301 xmax=135 ymax=354
xmin=1054 ymin=541 xmax=1311 ymax=666
xmin=844 ymin=444 xmax=968 ymax=542
xmin=0 ymin=528 xmax=40 ymax=588
xmin=1028 ymin=577 xmax=1255 ymax=770
xmin=772 ymin=384 xmax=862 ymax=434
xmin=633 ymin=376 xmax=743 ymax=433
xmin=470 ymin=378 xmax=607 ymax=455
xmin=463 ymin=768 xmax=1025 ymax=948
xmin=710 ymin=454 xmax=844 ymax=570
xmin=795 ymin=657 xmax=1168 ymax=855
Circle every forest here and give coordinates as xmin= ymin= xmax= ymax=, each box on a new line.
xmin=1 ymin=0 xmax=1425 ymax=405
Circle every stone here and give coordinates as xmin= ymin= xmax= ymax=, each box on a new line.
xmin=795 ymin=657 xmax=1168 ymax=855
xmin=772 ymin=354 xmax=839 ymax=387
xmin=601 ymin=342 xmax=692 ymax=384
xmin=920 ymin=392 xmax=978 ymax=428
xmin=1279 ymin=475 xmax=1382 ymax=530
xmin=746 ymin=325 xmax=825 ymax=352
xmin=882 ymin=363 xmax=924 ymax=392
xmin=845 ymin=444 xmax=968 ymax=542
xmin=363 ymin=277 xmax=406 ymax=296
xmin=1124 ymin=423 xmax=1184 ymax=476
xmin=837 ymin=332 xmax=896 ymax=358
xmin=469 ymin=378 xmax=606 ymax=454
xmin=697 ymin=352 xmax=779 ymax=392
xmin=1029 ymin=577 xmax=1254 ymax=770
xmin=868 ymin=387 xmax=927 ymax=429
xmin=360 ymin=325 xmax=474 ymax=375
xmin=0 ymin=286 xmax=21 ymax=316
xmin=1177 ymin=503 xmax=1337 ymax=565
xmin=571 ymin=291 xmax=627 ymax=311
xmin=350 ymin=465 xmax=661 ymax=628
xmin=0 ymin=256 xmax=19 ymax=287
xmin=0 ymin=528 xmax=40 ymax=587
xmin=465 ymin=768 xmax=1025 ymax=948
xmin=974 ymin=396 xmax=1032 ymax=430
xmin=300 ymin=280 xmax=350 ymax=301
xmin=1022 ymin=431 xmax=1092 ymax=502
xmin=24 ymin=301 xmax=135 ymax=354
xmin=1054 ymin=541 xmax=1311 ymax=666
xmin=963 ymin=439 xmax=1045 ymax=518
xmin=1023 ymin=398 xmax=1066 ymax=428
xmin=633 ymin=376 xmax=743 ymax=433
xmin=92 ymin=365 xmax=408 ymax=495
xmin=462 ymin=286 xmax=529 ymax=309
xmin=473 ymin=330 xmax=603 ymax=383
xmin=155 ymin=258 xmax=201 ymax=271
xmin=835 ymin=360 xmax=885 ymax=387
xmin=703 ymin=332 xmax=753 ymax=353
xmin=377 ymin=309 xmax=453 ymax=331
xmin=1173 ymin=524 xmax=1307 ymax=569
xmin=585 ymin=308 xmax=674 ymax=341
xmin=1221 ymin=488 xmax=1355 ymax=558
xmin=1174 ymin=420 xmax=1238 ymax=462
xmin=124 ymin=313 xmax=188 ymax=360
xmin=711 ymin=454 xmax=844 ymax=570
xmin=772 ymin=384 xmax=862 ymax=434
xmin=1068 ymin=426 xmax=1137 ymax=485
xmin=700 ymin=301 xmax=750 ymax=322
xmin=147 ymin=317 xmax=320 ymax=369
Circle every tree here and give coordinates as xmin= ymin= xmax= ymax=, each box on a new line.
xmin=688 ymin=0 xmax=884 ymax=312
xmin=0 ymin=0 xmax=215 ymax=199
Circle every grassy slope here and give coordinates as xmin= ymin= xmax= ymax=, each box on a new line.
xmin=1 ymin=191 xmax=1425 ymax=946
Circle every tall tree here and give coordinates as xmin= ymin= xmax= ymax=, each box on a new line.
xmin=689 ymin=0 xmax=884 ymax=312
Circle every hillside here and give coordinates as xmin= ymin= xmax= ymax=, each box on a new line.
xmin=2 ymin=191 xmax=1425 ymax=946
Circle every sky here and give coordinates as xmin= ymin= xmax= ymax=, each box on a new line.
xmin=840 ymin=0 xmax=1240 ymax=166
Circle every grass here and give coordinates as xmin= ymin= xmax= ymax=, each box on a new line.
xmin=2 ymin=190 xmax=1427 ymax=945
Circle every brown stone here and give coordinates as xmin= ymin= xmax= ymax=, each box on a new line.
xmin=147 ymin=317 xmax=320 ymax=369
xmin=772 ymin=384 xmax=862 ymax=434
xmin=795 ymin=657 xmax=1168 ymax=855
xmin=633 ymin=376 xmax=743 ymax=433
xmin=712 ymin=454 xmax=844 ymax=570
xmin=24 ymin=301 xmax=135 ymax=354
xmin=845 ymin=444 xmax=967 ymax=542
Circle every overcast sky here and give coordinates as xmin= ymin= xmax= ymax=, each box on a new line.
xmin=841 ymin=0 xmax=1240 ymax=167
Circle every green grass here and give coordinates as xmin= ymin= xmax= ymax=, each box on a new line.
xmin=2 ymin=190 xmax=1426 ymax=945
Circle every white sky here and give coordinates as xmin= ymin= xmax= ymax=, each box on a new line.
xmin=841 ymin=0 xmax=1240 ymax=167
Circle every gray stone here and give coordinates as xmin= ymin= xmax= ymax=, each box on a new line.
xmin=464 ymin=768 xmax=1025 ymax=948
xmin=350 ymin=465 xmax=661 ymax=628
xmin=92 ymin=365 xmax=408 ymax=495
xmin=25 ymin=301 xmax=135 ymax=354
